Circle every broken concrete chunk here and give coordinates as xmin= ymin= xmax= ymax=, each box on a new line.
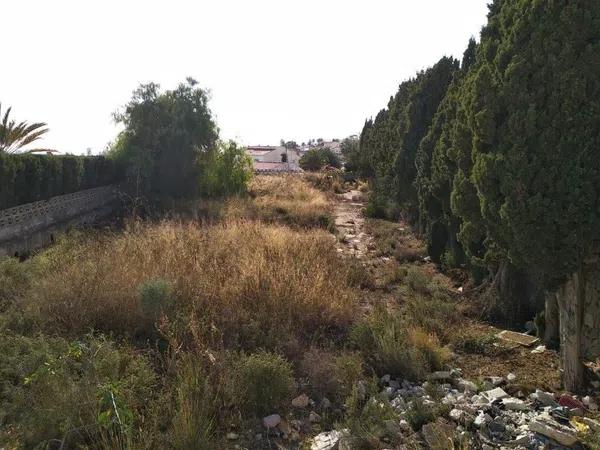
xmin=311 ymin=431 xmax=341 ymax=450
xmin=482 ymin=387 xmax=509 ymax=402
xmin=532 ymin=389 xmax=558 ymax=407
xmin=497 ymin=330 xmax=540 ymax=347
xmin=528 ymin=419 xmax=578 ymax=447
xmin=502 ymin=397 xmax=529 ymax=411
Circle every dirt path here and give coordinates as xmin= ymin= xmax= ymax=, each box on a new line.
xmin=333 ymin=189 xmax=373 ymax=258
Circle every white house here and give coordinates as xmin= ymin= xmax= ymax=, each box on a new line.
xmin=246 ymin=145 xmax=302 ymax=172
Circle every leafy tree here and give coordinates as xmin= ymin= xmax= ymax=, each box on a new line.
xmin=198 ymin=141 xmax=253 ymax=198
xmin=299 ymin=149 xmax=325 ymax=171
xmin=109 ymin=78 xmax=218 ymax=198
xmin=340 ymin=136 xmax=360 ymax=172
xmin=299 ymin=147 xmax=340 ymax=171
xmin=0 ymin=103 xmax=49 ymax=154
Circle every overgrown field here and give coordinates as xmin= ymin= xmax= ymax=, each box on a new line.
xmin=0 ymin=174 xmax=495 ymax=449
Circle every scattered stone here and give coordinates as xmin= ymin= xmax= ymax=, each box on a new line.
xmin=309 ymin=411 xmax=322 ymax=423
xmin=292 ymin=393 xmax=310 ymax=408
xmin=502 ymin=397 xmax=529 ymax=411
xmin=226 ymin=432 xmax=239 ymax=440
xmin=449 ymin=408 xmax=465 ymax=422
xmin=474 ymin=412 xmax=492 ymax=427
xmin=263 ymin=414 xmax=281 ymax=429
xmin=482 ymin=387 xmax=509 ymax=402
xmin=457 ymin=379 xmax=478 ymax=393
xmin=583 ymin=395 xmax=599 ymax=411
xmin=532 ymin=389 xmax=558 ymax=407
xmin=506 ymin=372 xmax=517 ymax=382
xmin=488 ymin=418 xmax=506 ymax=433
xmin=311 ymin=431 xmax=341 ymax=450
xmin=487 ymin=376 xmax=504 ymax=386
xmin=531 ymin=344 xmax=546 ymax=354
xmin=528 ymin=418 xmax=578 ymax=447
xmin=429 ymin=371 xmax=452 ymax=381
xmin=497 ymin=330 xmax=539 ymax=347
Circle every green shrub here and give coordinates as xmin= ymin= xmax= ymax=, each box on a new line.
xmin=138 ymin=278 xmax=172 ymax=319
xmin=0 ymin=153 xmax=122 ymax=210
xmin=405 ymin=266 xmax=430 ymax=293
xmin=0 ymin=332 xmax=157 ymax=448
xmin=231 ymin=351 xmax=295 ymax=416
xmin=198 ymin=141 xmax=253 ymax=198
xmin=350 ymin=308 xmax=448 ymax=380
xmin=301 ymin=348 xmax=364 ymax=402
xmin=405 ymin=398 xmax=450 ymax=431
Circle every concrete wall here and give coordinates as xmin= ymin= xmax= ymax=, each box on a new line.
xmin=0 ymin=185 xmax=120 ymax=258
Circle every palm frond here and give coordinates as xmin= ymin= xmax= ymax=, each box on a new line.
xmin=0 ymin=102 xmax=49 ymax=154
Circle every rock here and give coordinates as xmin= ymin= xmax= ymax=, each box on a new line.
xmin=226 ymin=432 xmax=239 ymax=440
xmin=502 ymin=397 xmax=529 ymax=411
xmin=582 ymin=417 xmax=600 ymax=432
xmin=389 ymin=379 xmax=400 ymax=389
xmin=263 ymin=414 xmax=281 ymax=428
xmin=482 ymin=387 xmax=509 ymax=402
xmin=457 ymin=379 xmax=478 ymax=393
xmin=429 ymin=371 xmax=452 ymax=381
xmin=449 ymin=408 xmax=465 ymax=422
xmin=391 ymin=396 xmax=406 ymax=411
xmin=583 ymin=395 xmax=599 ymax=411
xmin=380 ymin=374 xmax=391 ymax=384
xmin=292 ymin=393 xmax=310 ymax=408
xmin=559 ymin=394 xmax=585 ymax=410
xmin=531 ymin=344 xmax=546 ymax=354
xmin=321 ymin=397 xmax=332 ymax=409
xmin=309 ymin=411 xmax=322 ymax=423
xmin=528 ymin=418 xmax=578 ymax=447
xmin=383 ymin=386 xmax=395 ymax=398
xmin=311 ymin=431 xmax=341 ymax=450
xmin=398 ymin=419 xmax=411 ymax=432
xmin=488 ymin=376 xmax=504 ymax=386
xmin=532 ymin=389 xmax=558 ymax=407
xmin=488 ymin=418 xmax=506 ymax=433
xmin=474 ymin=412 xmax=492 ymax=427
xmin=506 ymin=372 xmax=517 ymax=382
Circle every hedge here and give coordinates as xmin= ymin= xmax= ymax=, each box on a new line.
xmin=0 ymin=153 xmax=124 ymax=210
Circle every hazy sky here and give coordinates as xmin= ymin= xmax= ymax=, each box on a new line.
xmin=2 ymin=1 xmax=489 ymax=154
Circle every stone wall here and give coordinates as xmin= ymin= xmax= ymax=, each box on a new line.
xmin=0 ymin=185 xmax=120 ymax=258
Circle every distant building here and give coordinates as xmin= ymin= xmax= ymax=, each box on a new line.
xmin=246 ymin=145 xmax=302 ymax=173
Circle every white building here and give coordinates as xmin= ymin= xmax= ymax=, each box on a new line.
xmin=246 ymin=145 xmax=302 ymax=172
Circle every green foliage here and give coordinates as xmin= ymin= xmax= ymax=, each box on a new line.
xmin=405 ymin=397 xmax=450 ymax=431
xmin=299 ymin=147 xmax=341 ymax=171
xmin=109 ymin=78 xmax=218 ymax=199
xmin=0 ymin=153 xmax=122 ymax=209
xmin=350 ymin=307 xmax=448 ymax=380
xmin=138 ymin=278 xmax=172 ymax=319
xmin=450 ymin=0 xmax=600 ymax=286
xmin=0 ymin=103 xmax=49 ymax=154
xmin=359 ymin=56 xmax=459 ymax=221
xmin=0 ymin=332 xmax=156 ymax=448
xmin=198 ymin=141 xmax=253 ymax=197
xmin=231 ymin=351 xmax=295 ymax=416
xmin=344 ymin=389 xmax=400 ymax=448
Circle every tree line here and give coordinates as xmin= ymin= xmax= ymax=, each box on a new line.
xmin=345 ymin=0 xmax=600 ymax=390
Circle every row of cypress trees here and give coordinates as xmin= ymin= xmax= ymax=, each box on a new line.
xmin=354 ymin=0 xmax=600 ymax=389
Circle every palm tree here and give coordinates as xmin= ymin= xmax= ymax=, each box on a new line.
xmin=0 ymin=103 xmax=49 ymax=154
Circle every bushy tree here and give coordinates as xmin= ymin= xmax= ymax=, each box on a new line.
xmin=198 ymin=141 xmax=253 ymax=197
xmin=299 ymin=147 xmax=340 ymax=171
xmin=450 ymin=0 xmax=600 ymax=389
xmin=358 ymin=57 xmax=459 ymax=220
xmin=109 ymin=78 xmax=218 ymax=198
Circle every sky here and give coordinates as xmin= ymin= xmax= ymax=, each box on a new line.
xmin=2 ymin=1 xmax=490 ymax=154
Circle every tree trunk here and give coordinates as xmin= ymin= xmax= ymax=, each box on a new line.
xmin=555 ymin=271 xmax=584 ymax=392
xmin=543 ymin=291 xmax=559 ymax=347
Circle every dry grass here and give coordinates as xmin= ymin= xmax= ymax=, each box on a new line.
xmin=224 ymin=175 xmax=334 ymax=229
xmin=364 ymin=219 xmax=425 ymax=262
xmin=24 ymin=221 xmax=357 ymax=356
